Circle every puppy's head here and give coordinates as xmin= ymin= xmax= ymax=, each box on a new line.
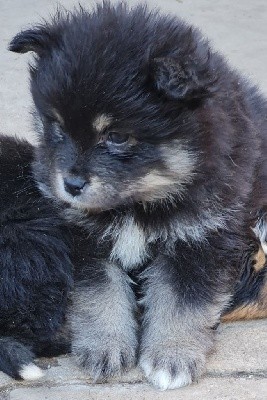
xmin=9 ymin=3 xmax=218 ymax=212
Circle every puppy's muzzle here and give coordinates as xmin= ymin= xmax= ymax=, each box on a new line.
xmin=64 ymin=176 xmax=88 ymax=197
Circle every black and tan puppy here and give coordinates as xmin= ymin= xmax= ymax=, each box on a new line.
xmin=0 ymin=136 xmax=72 ymax=379
xmin=9 ymin=2 xmax=267 ymax=389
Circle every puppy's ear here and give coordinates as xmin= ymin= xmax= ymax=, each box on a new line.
xmin=150 ymin=56 xmax=215 ymax=101
xmin=8 ymin=27 xmax=51 ymax=55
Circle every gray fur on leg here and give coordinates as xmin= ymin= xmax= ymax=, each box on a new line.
xmin=139 ymin=265 xmax=230 ymax=390
xmin=69 ymin=262 xmax=138 ymax=380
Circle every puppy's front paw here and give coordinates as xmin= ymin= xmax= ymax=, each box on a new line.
xmin=73 ymin=338 xmax=137 ymax=380
xmin=139 ymin=346 xmax=206 ymax=390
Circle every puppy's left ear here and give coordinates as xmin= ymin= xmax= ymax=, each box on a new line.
xmin=8 ymin=27 xmax=51 ymax=55
xmin=150 ymin=56 xmax=215 ymax=101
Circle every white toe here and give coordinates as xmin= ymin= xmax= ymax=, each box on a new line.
xmin=19 ymin=363 xmax=45 ymax=380
xmin=140 ymin=359 xmax=192 ymax=390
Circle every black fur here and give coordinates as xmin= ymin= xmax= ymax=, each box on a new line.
xmin=9 ymin=2 xmax=267 ymax=389
xmin=0 ymin=136 xmax=72 ymax=379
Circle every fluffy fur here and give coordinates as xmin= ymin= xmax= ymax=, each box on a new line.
xmin=0 ymin=136 xmax=73 ymax=379
xmin=9 ymin=2 xmax=267 ymax=389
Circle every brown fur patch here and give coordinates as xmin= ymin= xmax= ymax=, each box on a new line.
xmin=222 ymin=303 xmax=267 ymax=322
xmin=222 ymin=277 xmax=267 ymax=322
xmin=253 ymin=247 xmax=266 ymax=271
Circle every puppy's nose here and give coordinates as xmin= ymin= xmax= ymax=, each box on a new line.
xmin=64 ymin=176 xmax=87 ymax=197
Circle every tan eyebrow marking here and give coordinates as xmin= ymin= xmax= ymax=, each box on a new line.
xmin=92 ymin=114 xmax=113 ymax=133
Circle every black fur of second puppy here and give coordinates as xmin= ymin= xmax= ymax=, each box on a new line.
xmin=0 ymin=136 xmax=73 ymax=380
xmin=9 ymin=2 xmax=267 ymax=390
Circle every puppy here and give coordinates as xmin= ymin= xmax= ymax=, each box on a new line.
xmin=0 ymin=136 xmax=73 ymax=379
xmin=9 ymin=2 xmax=267 ymax=390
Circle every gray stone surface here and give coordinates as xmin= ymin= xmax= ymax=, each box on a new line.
xmin=1 ymin=0 xmax=267 ymax=399
xmin=1 ymin=320 xmax=267 ymax=398
xmin=9 ymin=378 xmax=267 ymax=400
xmin=208 ymin=320 xmax=267 ymax=373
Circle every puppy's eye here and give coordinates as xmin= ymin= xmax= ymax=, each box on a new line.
xmin=107 ymin=132 xmax=129 ymax=145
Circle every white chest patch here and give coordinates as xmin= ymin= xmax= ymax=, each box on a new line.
xmin=109 ymin=216 xmax=148 ymax=271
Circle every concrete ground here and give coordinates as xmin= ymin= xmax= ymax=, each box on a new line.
xmin=1 ymin=320 xmax=267 ymax=399
xmin=1 ymin=0 xmax=267 ymax=399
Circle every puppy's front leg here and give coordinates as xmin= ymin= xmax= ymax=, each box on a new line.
xmin=139 ymin=250 xmax=233 ymax=390
xmin=70 ymin=260 xmax=137 ymax=380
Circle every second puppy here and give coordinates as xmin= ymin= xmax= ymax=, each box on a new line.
xmin=0 ymin=136 xmax=73 ymax=379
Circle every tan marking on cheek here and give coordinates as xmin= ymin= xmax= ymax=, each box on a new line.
xmin=92 ymin=114 xmax=113 ymax=133
xmin=127 ymin=171 xmax=179 ymax=202
xmin=140 ymin=172 xmax=176 ymax=189
xmin=253 ymin=247 xmax=266 ymax=271
xmin=159 ymin=140 xmax=197 ymax=179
